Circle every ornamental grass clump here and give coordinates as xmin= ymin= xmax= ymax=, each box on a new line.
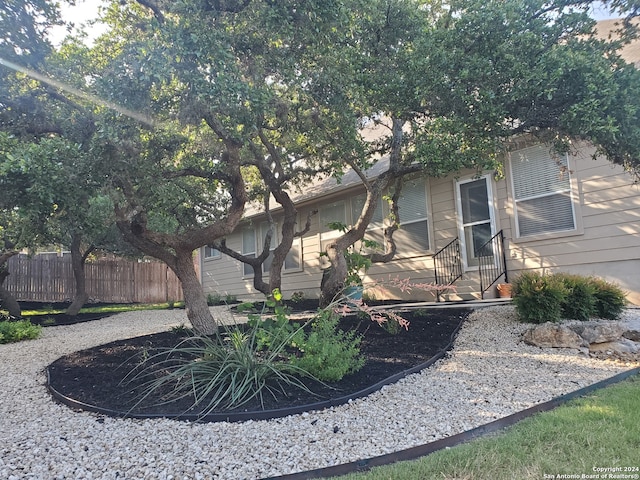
xmin=122 ymin=322 xmax=314 ymax=415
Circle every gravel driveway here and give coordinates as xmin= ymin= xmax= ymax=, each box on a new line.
xmin=1 ymin=305 xmax=638 ymax=480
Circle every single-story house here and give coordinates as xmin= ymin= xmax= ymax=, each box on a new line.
xmin=199 ymin=19 xmax=640 ymax=305
xmin=200 ymin=137 xmax=640 ymax=305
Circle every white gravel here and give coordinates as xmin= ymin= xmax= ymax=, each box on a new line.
xmin=1 ymin=305 xmax=638 ymax=480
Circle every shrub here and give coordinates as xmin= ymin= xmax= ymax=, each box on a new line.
xmin=589 ymin=278 xmax=627 ymax=320
xmin=290 ymin=309 xmax=364 ymax=382
xmin=556 ymin=274 xmax=597 ymax=321
xmin=512 ymin=272 xmax=568 ymax=323
xmin=0 ymin=319 xmax=42 ymax=344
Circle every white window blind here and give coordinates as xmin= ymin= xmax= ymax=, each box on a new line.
xmin=396 ymin=180 xmax=430 ymax=251
xmin=510 ymin=145 xmax=576 ymax=237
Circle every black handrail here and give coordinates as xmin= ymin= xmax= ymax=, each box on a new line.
xmin=477 ymin=230 xmax=508 ymax=299
xmin=433 ymin=237 xmax=463 ymax=301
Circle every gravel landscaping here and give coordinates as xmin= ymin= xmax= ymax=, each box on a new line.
xmin=1 ymin=304 xmax=638 ymax=480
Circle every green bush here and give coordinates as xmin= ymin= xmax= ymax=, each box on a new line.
xmin=0 ymin=319 xmax=42 ymax=344
xmin=513 ymin=272 xmax=628 ymax=323
xmin=512 ymin=272 xmax=568 ymax=324
xmin=557 ymin=273 xmax=597 ymax=321
xmin=589 ymin=278 xmax=627 ymax=320
xmin=290 ymin=309 xmax=364 ymax=382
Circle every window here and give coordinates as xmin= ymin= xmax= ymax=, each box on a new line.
xmin=395 ymin=180 xmax=430 ymax=253
xmin=204 ymin=245 xmax=220 ymax=259
xmin=510 ymin=145 xmax=576 ymax=238
xmin=241 ymin=222 xmax=302 ymax=276
xmin=241 ymin=227 xmax=256 ymax=276
xmin=319 ymin=200 xmax=346 ymax=234
xmin=351 ymin=193 xmax=385 ymax=254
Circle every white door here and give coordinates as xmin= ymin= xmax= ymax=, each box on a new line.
xmin=456 ymin=176 xmax=496 ymax=269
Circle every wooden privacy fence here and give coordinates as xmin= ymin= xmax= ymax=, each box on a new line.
xmin=4 ymin=253 xmax=183 ymax=304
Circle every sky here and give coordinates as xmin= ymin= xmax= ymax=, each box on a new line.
xmin=48 ymin=0 xmax=623 ymax=46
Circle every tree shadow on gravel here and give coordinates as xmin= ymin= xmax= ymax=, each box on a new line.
xmin=46 ymin=307 xmax=471 ymax=421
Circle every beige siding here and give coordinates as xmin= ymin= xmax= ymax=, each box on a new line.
xmin=501 ymin=143 xmax=640 ymax=305
xmin=200 ymin=142 xmax=640 ymax=304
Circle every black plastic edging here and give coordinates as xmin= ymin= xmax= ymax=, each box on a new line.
xmin=46 ymin=310 xmax=471 ymax=423
xmin=263 ymin=367 xmax=640 ymax=480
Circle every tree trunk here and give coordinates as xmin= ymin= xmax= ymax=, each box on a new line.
xmin=0 ymin=252 xmax=21 ymax=317
xmin=319 ymin=245 xmax=348 ymax=307
xmin=172 ymin=249 xmax=218 ymax=335
xmin=0 ymin=271 xmax=21 ymax=318
xmin=66 ymin=234 xmax=90 ymax=317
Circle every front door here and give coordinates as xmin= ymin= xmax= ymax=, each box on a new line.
xmin=456 ymin=176 xmax=496 ymax=269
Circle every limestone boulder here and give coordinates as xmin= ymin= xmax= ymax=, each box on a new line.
xmin=623 ymin=329 xmax=640 ymax=342
xmin=568 ymin=321 xmax=625 ymax=344
xmin=522 ymin=323 xmax=588 ymax=349
xmin=589 ymin=338 xmax=640 ymax=355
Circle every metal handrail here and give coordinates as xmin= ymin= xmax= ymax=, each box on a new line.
xmin=433 ymin=237 xmax=463 ymax=300
xmin=477 ymin=230 xmax=508 ymax=299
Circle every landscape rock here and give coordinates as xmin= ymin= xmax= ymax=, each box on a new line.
xmin=623 ymin=329 xmax=640 ymax=342
xmin=522 ymin=323 xmax=588 ymax=349
xmin=568 ymin=321 xmax=625 ymax=344
xmin=0 ymin=305 xmax=638 ymax=480
xmin=589 ymin=338 xmax=640 ymax=355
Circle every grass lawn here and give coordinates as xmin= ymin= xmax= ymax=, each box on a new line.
xmin=18 ymin=301 xmax=183 ymax=317
xmin=332 ymin=375 xmax=640 ymax=480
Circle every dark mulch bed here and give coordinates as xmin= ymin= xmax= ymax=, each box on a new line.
xmin=47 ymin=307 xmax=470 ymax=421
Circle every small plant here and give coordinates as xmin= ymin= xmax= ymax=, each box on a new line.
xmin=290 ymin=291 xmax=306 ymax=304
xmin=41 ymin=317 xmax=57 ymax=326
xmin=380 ymin=316 xmax=402 ymax=335
xmin=224 ymin=293 xmax=237 ymax=304
xmin=206 ymin=292 xmax=223 ymax=306
xmin=170 ymin=324 xmax=192 ymax=336
xmin=236 ymin=301 xmax=257 ymax=313
xmin=361 ymin=290 xmax=378 ymax=303
xmin=0 ymin=319 xmax=42 ymax=344
xmin=248 ymin=290 xmax=305 ymax=351
xmin=167 ymin=300 xmax=175 ymax=310
xmin=512 ymin=271 xmax=568 ymax=323
xmin=290 ymin=309 xmax=365 ymax=382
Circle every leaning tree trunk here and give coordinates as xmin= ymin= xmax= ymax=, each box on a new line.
xmin=66 ymin=234 xmax=90 ymax=317
xmin=172 ymin=248 xmax=218 ymax=335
